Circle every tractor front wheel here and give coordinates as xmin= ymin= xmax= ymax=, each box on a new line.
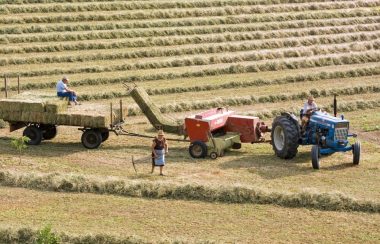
xmin=189 ymin=141 xmax=207 ymax=159
xmin=353 ymin=141 xmax=361 ymax=165
xmin=271 ymin=115 xmax=299 ymax=159
xmin=81 ymin=129 xmax=102 ymax=149
xmin=311 ymin=145 xmax=320 ymax=169
xmin=23 ymin=125 xmax=43 ymax=145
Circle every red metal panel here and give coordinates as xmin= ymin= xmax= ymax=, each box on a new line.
xmin=226 ymin=115 xmax=260 ymax=143
xmin=184 ymin=118 xmax=210 ymax=142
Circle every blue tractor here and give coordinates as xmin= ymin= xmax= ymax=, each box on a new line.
xmin=270 ymin=96 xmax=361 ymax=169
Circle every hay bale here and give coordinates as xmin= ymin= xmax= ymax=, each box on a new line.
xmin=130 ymin=87 xmax=184 ymax=134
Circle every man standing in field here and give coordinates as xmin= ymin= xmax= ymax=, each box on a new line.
xmin=301 ymin=96 xmax=318 ymax=132
xmin=56 ymin=76 xmax=79 ymax=105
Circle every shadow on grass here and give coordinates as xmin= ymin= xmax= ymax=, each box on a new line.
xmin=219 ymin=151 xmax=314 ymax=179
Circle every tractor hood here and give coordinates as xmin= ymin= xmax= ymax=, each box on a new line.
xmin=310 ymin=111 xmax=349 ymax=128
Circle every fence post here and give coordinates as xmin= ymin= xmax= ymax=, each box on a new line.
xmin=4 ymin=76 xmax=8 ymax=98
xmin=17 ymin=75 xmax=20 ymax=94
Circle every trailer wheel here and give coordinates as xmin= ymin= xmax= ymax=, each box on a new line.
xmin=311 ymin=145 xmax=320 ymax=170
xmin=100 ymin=130 xmax=110 ymax=142
xmin=189 ymin=141 xmax=207 ymax=158
xmin=271 ymin=115 xmax=299 ymax=159
xmin=353 ymin=141 xmax=361 ymax=165
xmin=23 ymin=125 xmax=43 ymax=145
xmin=210 ymin=152 xmax=218 ymax=160
xmin=81 ymin=129 xmax=102 ymax=149
xmin=42 ymin=125 xmax=57 ymax=140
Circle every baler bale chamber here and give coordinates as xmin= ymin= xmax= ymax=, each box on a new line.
xmin=185 ymin=108 xmax=271 ymax=159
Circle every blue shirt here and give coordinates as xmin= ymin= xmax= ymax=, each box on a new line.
xmin=56 ymin=80 xmax=67 ymax=93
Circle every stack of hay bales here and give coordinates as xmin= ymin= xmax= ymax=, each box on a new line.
xmin=0 ymin=92 xmax=127 ymax=128
xmin=129 ymin=86 xmax=184 ymax=135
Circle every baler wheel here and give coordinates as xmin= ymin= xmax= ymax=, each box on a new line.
xmin=271 ymin=115 xmax=299 ymax=159
xmin=353 ymin=141 xmax=361 ymax=165
xmin=100 ymin=130 xmax=110 ymax=142
xmin=311 ymin=145 xmax=320 ymax=169
xmin=210 ymin=152 xmax=218 ymax=160
xmin=23 ymin=125 xmax=43 ymax=145
xmin=81 ymin=129 xmax=102 ymax=149
xmin=189 ymin=141 xmax=207 ymax=158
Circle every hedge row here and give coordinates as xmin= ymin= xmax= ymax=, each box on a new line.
xmin=2 ymin=29 xmax=378 ymax=55
xmin=0 ymin=7 xmax=377 ymax=24
xmin=2 ymin=1 xmax=376 ymax=16
xmin=3 ymin=52 xmax=380 ymax=91
xmin=0 ymin=171 xmax=379 ymax=213
xmin=2 ymin=16 xmax=378 ymax=43
xmin=126 ymin=85 xmax=380 ymax=115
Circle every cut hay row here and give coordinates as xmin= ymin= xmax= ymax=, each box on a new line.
xmin=1 ymin=7 xmax=376 ymax=24
xmin=1 ymin=38 xmax=377 ymax=67
xmin=2 ymin=1 xmax=375 ymax=16
xmin=2 ymin=51 xmax=379 ymax=78
xmin=126 ymin=85 xmax=380 ymax=115
xmin=0 ymin=171 xmax=378 ymax=213
xmin=0 ymin=13 xmax=378 ymax=38
xmin=2 ymin=0 xmax=368 ymax=14
xmin=2 ymin=16 xmax=378 ymax=43
xmin=0 ymin=0 xmax=338 ymax=5
xmin=3 ymin=40 xmax=378 ymax=73
xmin=4 ymin=52 xmax=380 ymax=91
xmin=5 ymin=66 xmax=377 ymax=93
xmin=1 ymin=29 xmax=378 ymax=55
xmin=0 ymin=227 xmax=147 ymax=244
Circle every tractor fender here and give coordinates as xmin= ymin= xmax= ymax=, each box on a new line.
xmin=280 ymin=112 xmax=301 ymax=136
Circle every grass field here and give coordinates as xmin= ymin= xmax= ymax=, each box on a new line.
xmin=0 ymin=0 xmax=379 ymax=243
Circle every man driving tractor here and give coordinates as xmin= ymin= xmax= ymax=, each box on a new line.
xmin=301 ymin=96 xmax=318 ymax=132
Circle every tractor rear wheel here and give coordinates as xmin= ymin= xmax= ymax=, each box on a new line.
xmin=353 ymin=141 xmax=361 ymax=165
xmin=23 ymin=125 xmax=43 ymax=145
xmin=189 ymin=141 xmax=207 ymax=158
xmin=311 ymin=145 xmax=320 ymax=169
xmin=41 ymin=125 xmax=57 ymax=140
xmin=271 ymin=115 xmax=299 ymax=159
xmin=81 ymin=129 xmax=102 ymax=149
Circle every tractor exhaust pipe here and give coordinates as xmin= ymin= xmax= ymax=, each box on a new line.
xmin=333 ymin=94 xmax=337 ymax=117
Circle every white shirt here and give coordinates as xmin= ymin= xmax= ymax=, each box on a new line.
xmin=303 ymin=101 xmax=318 ymax=115
xmin=56 ymin=80 xmax=68 ymax=93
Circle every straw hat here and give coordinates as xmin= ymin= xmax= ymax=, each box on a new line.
xmin=157 ymin=130 xmax=165 ymax=136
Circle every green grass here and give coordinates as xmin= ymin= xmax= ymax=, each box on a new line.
xmin=0 ymin=186 xmax=379 ymax=243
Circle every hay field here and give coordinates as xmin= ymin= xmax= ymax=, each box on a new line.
xmin=0 ymin=0 xmax=379 ymax=243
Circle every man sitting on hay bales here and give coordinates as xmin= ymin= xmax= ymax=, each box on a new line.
xmin=56 ymin=76 xmax=79 ymax=105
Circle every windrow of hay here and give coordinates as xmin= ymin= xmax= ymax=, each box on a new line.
xmin=129 ymin=86 xmax=183 ymax=134
xmin=2 ymin=30 xmax=378 ymax=55
xmin=0 ymin=171 xmax=378 ymax=213
xmin=0 ymin=7 xmax=376 ymax=24
xmin=3 ymin=0 xmax=375 ymax=15
xmin=127 ymin=86 xmax=380 ymax=116
xmin=0 ymin=93 xmax=127 ymax=128
xmin=2 ymin=51 xmax=380 ymax=78
xmin=0 ymin=227 xmax=148 ymax=244
xmin=3 ymin=12 xmax=379 ymax=36
xmin=1 ymin=16 xmax=378 ymax=44
xmin=1 ymin=37 xmax=378 ymax=67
